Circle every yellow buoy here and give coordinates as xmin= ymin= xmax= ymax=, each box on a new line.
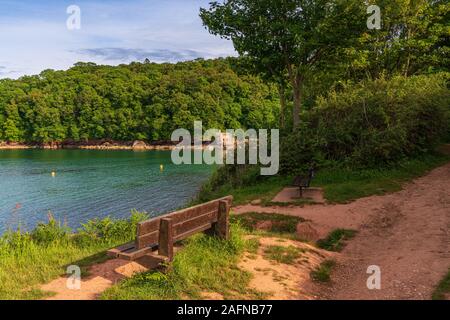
xmin=160 ymin=164 xmax=164 ymax=171
xmin=51 ymin=171 xmax=56 ymax=177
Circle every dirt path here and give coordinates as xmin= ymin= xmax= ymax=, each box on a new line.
xmin=41 ymin=162 xmax=450 ymax=300
xmin=40 ymin=258 xmax=157 ymax=300
xmin=235 ymin=163 xmax=450 ymax=300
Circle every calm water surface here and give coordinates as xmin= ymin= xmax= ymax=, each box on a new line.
xmin=0 ymin=150 xmax=214 ymax=233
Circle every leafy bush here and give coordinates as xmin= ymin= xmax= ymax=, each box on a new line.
xmin=281 ymin=73 xmax=450 ymax=173
xmin=279 ymin=117 xmax=325 ymax=175
xmin=76 ymin=210 xmax=148 ymax=246
xmin=196 ymin=164 xmax=263 ymax=202
xmin=31 ymin=216 xmax=70 ymax=246
xmin=320 ymin=73 xmax=449 ymax=164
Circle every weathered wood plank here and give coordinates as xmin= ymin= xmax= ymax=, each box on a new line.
xmin=136 ymin=230 xmax=159 ymax=249
xmin=215 ymin=200 xmax=230 ymax=240
xmin=107 ymin=242 xmax=134 ymax=258
xmin=174 ymin=223 xmax=213 ymax=242
xmin=159 ymin=218 xmax=174 ymax=261
xmin=116 ymin=246 xmax=154 ymax=261
xmin=137 ymin=219 xmax=160 ymax=236
xmin=173 ymin=210 xmax=218 ymax=238
xmin=111 ymin=196 xmax=233 ymax=261
xmin=138 ymin=196 xmax=232 ymax=228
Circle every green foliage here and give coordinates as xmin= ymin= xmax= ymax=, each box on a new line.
xmin=231 ymin=212 xmax=304 ymax=234
xmin=196 ymin=166 xmax=290 ymax=205
xmin=432 ymin=269 xmax=450 ymax=300
xmin=30 ymin=216 xmax=70 ymax=246
xmin=0 ymin=59 xmax=279 ymax=143
xmin=317 ymin=229 xmax=357 ymax=252
xmin=0 ymin=211 xmax=147 ymax=299
xmin=351 ymin=0 xmax=449 ymax=78
xmin=281 ymin=73 xmax=450 ymax=172
xmin=310 ymin=260 xmax=336 ymax=282
xmin=77 ymin=210 xmax=147 ymax=245
xmin=313 ymin=153 xmax=450 ymax=203
xmin=201 ymin=0 xmax=367 ymax=128
xmin=263 ymin=245 xmax=304 ymax=265
xmin=101 ymin=223 xmax=264 ymax=300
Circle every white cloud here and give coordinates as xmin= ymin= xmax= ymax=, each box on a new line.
xmin=0 ymin=0 xmax=236 ymax=79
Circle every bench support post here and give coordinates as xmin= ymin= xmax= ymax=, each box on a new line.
xmin=215 ymin=200 xmax=230 ymax=240
xmin=159 ymin=218 xmax=174 ymax=261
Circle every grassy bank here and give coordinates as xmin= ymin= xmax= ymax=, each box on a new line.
xmin=2 ymin=152 xmax=449 ymax=300
xmin=0 ymin=212 xmax=146 ymax=300
xmin=200 ymin=152 xmax=450 ymax=205
xmin=312 ymin=153 xmax=450 ymax=203
xmin=101 ymin=223 xmax=264 ymax=300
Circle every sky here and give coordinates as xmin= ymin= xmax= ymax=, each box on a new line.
xmin=0 ymin=0 xmax=236 ymax=79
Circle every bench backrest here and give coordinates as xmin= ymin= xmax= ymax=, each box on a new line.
xmin=136 ymin=196 xmax=233 ymax=250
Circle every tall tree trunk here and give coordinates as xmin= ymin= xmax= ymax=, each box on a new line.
xmin=278 ymin=83 xmax=286 ymax=129
xmin=292 ymin=74 xmax=302 ymax=130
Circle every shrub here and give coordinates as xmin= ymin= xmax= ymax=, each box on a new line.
xmin=280 ymin=73 xmax=450 ymax=174
xmin=77 ymin=210 xmax=148 ymax=245
xmin=31 ymin=216 xmax=70 ymax=246
xmin=318 ymin=73 xmax=449 ymax=164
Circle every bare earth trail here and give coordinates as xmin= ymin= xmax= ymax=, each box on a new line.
xmin=234 ymin=163 xmax=450 ymax=300
xmin=41 ymin=163 xmax=450 ymax=300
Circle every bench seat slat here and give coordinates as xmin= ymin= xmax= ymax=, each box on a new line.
xmin=107 ymin=242 xmax=136 ymax=258
xmin=117 ymin=246 xmax=155 ymax=261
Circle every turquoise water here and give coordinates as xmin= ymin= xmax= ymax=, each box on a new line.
xmin=0 ymin=150 xmax=214 ymax=234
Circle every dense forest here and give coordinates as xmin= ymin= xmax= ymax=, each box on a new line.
xmin=1 ymin=0 xmax=448 ymax=148
xmin=0 ymin=59 xmax=280 ymax=144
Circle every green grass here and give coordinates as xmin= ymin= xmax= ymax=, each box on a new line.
xmin=263 ymin=245 xmax=305 ymax=265
xmin=310 ymin=260 xmax=336 ymax=283
xmin=312 ymin=153 xmax=450 ymax=203
xmin=432 ymin=269 xmax=450 ymax=300
xmin=199 ymin=153 xmax=450 ymax=206
xmin=231 ymin=212 xmax=304 ymax=235
xmin=262 ymin=198 xmax=318 ymax=207
xmin=317 ymin=229 xmax=357 ymax=252
xmin=0 ymin=211 xmax=147 ymax=300
xmin=101 ymin=223 xmax=265 ymax=300
xmin=197 ymin=175 xmax=291 ymax=206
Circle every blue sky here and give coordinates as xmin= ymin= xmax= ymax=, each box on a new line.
xmin=0 ymin=0 xmax=235 ymax=79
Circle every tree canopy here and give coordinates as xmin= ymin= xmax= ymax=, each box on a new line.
xmin=200 ymin=0 xmax=449 ymax=130
xmin=0 ymin=58 xmax=280 ymax=144
xmin=200 ymin=0 xmax=368 ymax=129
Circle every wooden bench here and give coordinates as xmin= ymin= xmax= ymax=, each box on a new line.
xmin=107 ymin=196 xmax=233 ymax=263
xmin=292 ymin=168 xmax=315 ymax=197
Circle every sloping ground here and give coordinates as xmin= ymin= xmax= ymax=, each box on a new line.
xmin=238 ymin=237 xmax=334 ymax=300
xmin=40 ymin=162 xmax=450 ymax=300
xmin=236 ymin=163 xmax=450 ymax=300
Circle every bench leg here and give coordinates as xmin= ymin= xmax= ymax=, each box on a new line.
xmin=159 ymin=218 xmax=174 ymax=261
xmin=214 ymin=200 xmax=230 ymax=240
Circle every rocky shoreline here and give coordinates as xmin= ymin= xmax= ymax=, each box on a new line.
xmin=0 ymin=140 xmax=209 ymax=151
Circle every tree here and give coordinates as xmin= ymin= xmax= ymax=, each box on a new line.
xmin=200 ymin=0 xmax=367 ymax=129
xmin=345 ymin=0 xmax=449 ymax=80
